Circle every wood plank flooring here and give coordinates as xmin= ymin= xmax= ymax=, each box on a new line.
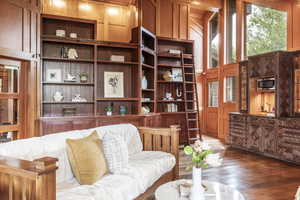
xmin=180 ymin=147 xmax=300 ymax=200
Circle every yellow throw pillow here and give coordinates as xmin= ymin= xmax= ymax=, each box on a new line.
xmin=66 ymin=131 xmax=108 ymax=185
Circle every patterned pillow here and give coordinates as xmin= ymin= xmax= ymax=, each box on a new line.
xmin=102 ymin=133 xmax=129 ymax=174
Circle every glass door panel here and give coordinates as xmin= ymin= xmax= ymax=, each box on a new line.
xmin=0 ymin=64 xmax=19 ymax=93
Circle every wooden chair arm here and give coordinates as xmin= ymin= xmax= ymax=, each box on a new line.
xmin=138 ymin=125 xmax=180 ymax=178
xmin=0 ymin=156 xmax=58 ymax=200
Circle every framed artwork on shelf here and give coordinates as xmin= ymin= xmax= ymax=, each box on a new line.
xmin=172 ymin=68 xmax=183 ymax=81
xmin=104 ymin=71 xmax=124 ymax=98
xmin=46 ymin=69 xmax=62 ymax=82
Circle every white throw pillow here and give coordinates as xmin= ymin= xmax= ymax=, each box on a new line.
xmin=102 ymin=134 xmax=129 ymax=174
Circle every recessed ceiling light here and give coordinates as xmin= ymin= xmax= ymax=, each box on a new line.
xmin=191 ymin=1 xmax=200 ymax=5
xmin=52 ymin=0 xmax=66 ymax=8
xmin=107 ymin=7 xmax=119 ymax=16
xmin=79 ymin=3 xmax=92 ymax=11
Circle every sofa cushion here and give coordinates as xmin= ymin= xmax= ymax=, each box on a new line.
xmin=102 ymin=133 xmax=129 ymax=174
xmin=57 ymin=174 xmax=141 ymax=200
xmin=66 ymin=131 xmax=108 ymax=185
xmin=92 ymin=124 xmax=143 ymax=155
xmin=122 ymin=151 xmax=176 ymax=192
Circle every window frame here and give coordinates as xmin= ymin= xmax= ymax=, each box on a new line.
xmin=208 ymin=12 xmax=220 ymax=69
xmin=224 ymin=76 xmax=237 ymax=103
xmin=208 ymin=81 xmax=219 ymax=107
xmin=225 ymin=0 xmax=237 ymax=64
xmin=244 ymin=2 xmax=288 ymax=58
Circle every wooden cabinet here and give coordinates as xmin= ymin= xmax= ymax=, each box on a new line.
xmin=229 ymin=113 xmax=247 ymax=148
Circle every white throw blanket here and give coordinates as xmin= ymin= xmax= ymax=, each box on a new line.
xmin=296 ymin=187 xmax=300 ymax=200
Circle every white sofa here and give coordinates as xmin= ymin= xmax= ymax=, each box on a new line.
xmin=0 ymin=124 xmax=179 ymax=200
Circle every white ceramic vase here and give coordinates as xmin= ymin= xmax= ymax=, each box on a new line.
xmin=141 ymin=76 xmax=148 ymax=89
xmin=190 ymin=166 xmax=205 ymax=200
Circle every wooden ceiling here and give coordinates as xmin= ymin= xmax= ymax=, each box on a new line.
xmin=91 ymin=0 xmax=136 ymax=6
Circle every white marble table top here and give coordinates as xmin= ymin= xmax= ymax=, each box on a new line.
xmin=155 ymin=179 xmax=246 ymax=200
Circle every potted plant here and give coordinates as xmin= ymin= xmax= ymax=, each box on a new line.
xmin=184 ymin=140 xmax=223 ymax=200
xmin=105 ymin=103 xmax=113 ymax=116
xmin=79 ymin=72 xmax=88 ymax=83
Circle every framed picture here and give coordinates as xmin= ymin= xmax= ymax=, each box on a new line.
xmin=104 ymin=72 xmax=124 ymax=98
xmin=172 ymin=68 xmax=183 ymax=81
xmin=0 ymin=78 xmax=2 ymax=92
xmin=46 ymin=69 xmax=62 ymax=82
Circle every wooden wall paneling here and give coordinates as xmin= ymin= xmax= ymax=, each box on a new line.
xmin=158 ymin=0 xmax=173 ymax=38
xmin=42 ymin=0 xmax=136 ymax=42
xmin=141 ymin=0 xmax=156 ymax=33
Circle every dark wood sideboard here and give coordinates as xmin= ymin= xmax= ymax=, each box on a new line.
xmin=229 ymin=50 xmax=300 ymax=165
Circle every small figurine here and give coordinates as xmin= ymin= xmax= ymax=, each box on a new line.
xmin=164 ymin=92 xmax=173 ymax=101
xmin=53 ymin=91 xmax=64 ymax=102
xmin=68 ymin=48 xmax=78 ymax=59
xmin=72 ymin=94 xmax=87 ymax=102
xmin=65 ymin=73 xmax=77 ymax=82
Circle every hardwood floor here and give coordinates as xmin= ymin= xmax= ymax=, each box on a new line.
xmin=180 ymin=148 xmax=300 ymax=200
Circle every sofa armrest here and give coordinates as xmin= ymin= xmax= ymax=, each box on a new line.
xmin=0 ymin=156 xmax=58 ymax=200
xmin=138 ymin=125 xmax=180 ymax=178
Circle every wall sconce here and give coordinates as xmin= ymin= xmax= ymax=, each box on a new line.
xmin=52 ymin=0 xmax=66 ymax=8
xmin=107 ymin=7 xmax=119 ymax=16
xmin=79 ymin=3 xmax=92 ymax=11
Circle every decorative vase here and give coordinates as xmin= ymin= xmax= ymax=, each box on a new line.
xmin=119 ymin=105 xmax=127 ymax=116
xmin=190 ymin=167 xmax=205 ymax=200
xmin=141 ymin=75 xmax=148 ymax=89
xmin=106 ymin=111 xmax=112 ymax=116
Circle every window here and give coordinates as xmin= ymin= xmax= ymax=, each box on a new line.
xmin=209 ymin=14 xmax=219 ymax=69
xmin=245 ymin=3 xmax=287 ymax=57
xmin=0 ymin=61 xmax=21 ymax=142
xmin=226 ymin=0 xmax=237 ymax=64
xmin=208 ymin=81 xmax=219 ymax=107
xmin=224 ymin=76 xmax=236 ymax=102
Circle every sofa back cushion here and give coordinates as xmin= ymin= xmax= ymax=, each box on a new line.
xmin=0 ymin=123 xmax=143 ymax=184
xmin=66 ymin=131 xmax=108 ymax=185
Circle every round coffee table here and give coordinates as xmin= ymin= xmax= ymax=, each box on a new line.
xmin=155 ymin=179 xmax=245 ymax=200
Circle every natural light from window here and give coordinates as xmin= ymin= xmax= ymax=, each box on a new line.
xmin=245 ymin=3 xmax=287 ymax=57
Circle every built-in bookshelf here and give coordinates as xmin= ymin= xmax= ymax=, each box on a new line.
xmin=131 ymin=27 xmax=157 ymax=113
xmin=41 ymin=15 xmax=139 ymax=117
xmin=156 ymin=37 xmax=200 ymax=143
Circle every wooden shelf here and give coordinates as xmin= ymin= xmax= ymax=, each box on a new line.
xmin=142 ymin=89 xmax=155 ymax=92
xmin=183 ymin=54 xmax=193 ymax=59
xmin=42 ymin=57 xmax=94 ymax=63
xmin=142 ymin=48 xmax=155 ymax=56
xmin=184 ymin=64 xmax=194 ymax=68
xmin=157 ymin=64 xmax=182 ymax=68
xmin=97 ymin=42 xmax=138 ymax=49
xmin=142 ymin=63 xmax=155 ymax=69
xmin=157 ymin=53 xmax=181 ymax=59
xmin=157 ymin=80 xmax=183 ymax=83
xmin=42 ymin=82 xmax=94 ymax=86
xmin=157 ymin=100 xmax=185 ymax=103
xmin=97 ymin=60 xmax=139 ymax=65
xmin=159 ymin=112 xmax=186 ymax=114
xmin=142 ymin=101 xmax=155 ymax=103
xmin=42 ymin=36 xmax=95 ymax=46
xmin=96 ymin=98 xmax=139 ymax=101
xmin=43 ymin=101 xmax=94 ymax=104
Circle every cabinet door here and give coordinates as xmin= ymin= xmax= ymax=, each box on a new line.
xmin=229 ymin=114 xmax=247 ymax=148
xmin=261 ymin=123 xmax=277 ymax=156
xmin=247 ymin=121 xmax=261 ymax=152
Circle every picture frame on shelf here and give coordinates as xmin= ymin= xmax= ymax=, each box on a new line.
xmin=104 ymin=72 xmax=124 ymax=98
xmin=46 ymin=69 xmax=62 ymax=82
xmin=172 ymin=68 xmax=183 ymax=81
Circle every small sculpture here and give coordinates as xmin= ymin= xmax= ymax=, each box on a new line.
xmin=53 ymin=92 xmax=64 ymax=102
xmin=69 ymin=33 xmax=77 ymax=39
xmin=141 ymin=106 xmax=150 ymax=115
xmin=119 ymin=105 xmax=127 ymax=116
xmin=164 ymin=92 xmax=173 ymax=101
xmin=65 ymin=73 xmax=76 ymax=82
xmin=72 ymin=94 xmax=87 ymax=102
xmin=68 ymin=48 xmax=78 ymax=59
xmin=163 ymin=71 xmax=173 ymax=81
xmin=176 ymin=87 xmax=182 ymax=98
xmin=141 ymin=71 xmax=148 ymax=89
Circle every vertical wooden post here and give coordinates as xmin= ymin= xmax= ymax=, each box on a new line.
xmin=170 ymin=125 xmax=180 ymax=179
xmin=34 ymin=157 xmax=58 ymax=200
